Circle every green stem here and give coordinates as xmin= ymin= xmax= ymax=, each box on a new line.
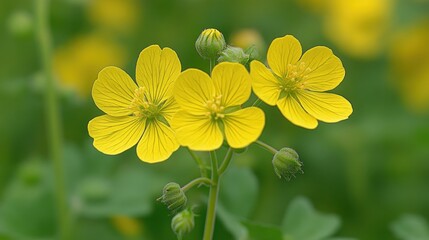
xmin=209 ymin=58 xmax=215 ymax=74
xmin=35 ymin=1 xmax=71 ymax=239
xmin=181 ymin=177 xmax=213 ymax=192
xmin=218 ymin=148 xmax=233 ymax=175
xmin=254 ymin=140 xmax=278 ymax=155
xmin=203 ymin=151 xmax=220 ymax=240
xmin=187 ymin=148 xmax=207 ymax=178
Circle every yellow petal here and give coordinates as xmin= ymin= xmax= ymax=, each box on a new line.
xmin=299 ymin=46 xmax=345 ymax=91
xmin=296 ymin=91 xmax=353 ymax=123
xmin=92 ymin=66 xmax=137 ymax=117
xmin=174 ymin=69 xmax=215 ymax=113
xmin=250 ymin=60 xmax=281 ymax=106
xmin=160 ymin=96 xmax=180 ymax=123
xmin=171 ymin=111 xmax=223 ymax=151
xmin=136 ymin=45 xmax=181 ymax=103
xmin=277 ymin=96 xmax=318 ymax=129
xmin=267 ymin=35 xmax=302 ymax=78
xmin=223 ymin=107 xmax=265 ymax=149
xmin=212 ymin=62 xmax=251 ymax=107
xmin=136 ymin=120 xmax=179 ymax=163
xmin=88 ymin=115 xmax=145 ymax=154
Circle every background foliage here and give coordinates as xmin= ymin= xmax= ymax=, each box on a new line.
xmin=1 ymin=0 xmax=429 ymax=239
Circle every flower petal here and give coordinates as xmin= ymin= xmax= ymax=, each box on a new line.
xmin=88 ymin=115 xmax=145 ymax=154
xmin=136 ymin=120 xmax=179 ymax=163
xmin=92 ymin=66 xmax=137 ymax=116
xmin=277 ymin=96 xmax=318 ymax=129
xmin=174 ymin=69 xmax=215 ymax=113
xmin=296 ymin=91 xmax=353 ymax=123
xmin=160 ymin=96 xmax=180 ymax=123
xmin=136 ymin=45 xmax=181 ymax=103
xmin=171 ymin=111 xmax=223 ymax=151
xmin=250 ymin=60 xmax=281 ymax=106
xmin=212 ymin=62 xmax=251 ymax=107
xmin=223 ymin=107 xmax=265 ymax=149
xmin=267 ymin=35 xmax=302 ymax=78
xmin=299 ymin=46 xmax=345 ymax=91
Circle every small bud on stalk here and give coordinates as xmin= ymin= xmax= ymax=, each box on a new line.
xmin=159 ymin=182 xmax=187 ymax=213
xmin=272 ymin=148 xmax=303 ymax=180
xmin=217 ymin=46 xmax=249 ymax=65
xmin=171 ymin=208 xmax=195 ymax=239
xmin=195 ymin=28 xmax=227 ymax=60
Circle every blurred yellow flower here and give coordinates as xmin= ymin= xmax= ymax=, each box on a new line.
xmin=54 ymin=34 xmax=126 ymax=97
xmin=250 ymin=35 xmax=352 ymax=129
xmin=230 ymin=29 xmax=265 ymax=51
xmin=324 ymin=0 xmax=392 ymax=58
xmin=390 ymin=20 xmax=429 ymax=112
xmin=171 ymin=62 xmax=265 ymax=151
xmin=111 ymin=215 xmax=142 ymax=237
xmin=87 ymin=0 xmax=140 ymax=33
xmin=88 ymin=45 xmax=181 ymax=163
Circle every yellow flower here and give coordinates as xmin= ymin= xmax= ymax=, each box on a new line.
xmin=171 ymin=62 xmax=265 ymax=151
xmin=250 ymin=35 xmax=352 ymax=129
xmin=390 ymin=20 xmax=429 ymax=112
xmin=54 ymin=34 xmax=126 ymax=97
xmin=324 ymin=0 xmax=392 ymax=58
xmin=111 ymin=215 xmax=142 ymax=237
xmin=88 ymin=45 xmax=181 ymax=163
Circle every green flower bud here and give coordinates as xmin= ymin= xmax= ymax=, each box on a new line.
xmin=272 ymin=148 xmax=303 ymax=180
xmin=195 ymin=28 xmax=226 ymax=60
xmin=217 ymin=46 xmax=249 ymax=65
xmin=159 ymin=182 xmax=187 ymax=213
xmin=171 ymin=208 xmax=195 ymax=239
xmin=245 ymin=45 xmax=261 ymax=62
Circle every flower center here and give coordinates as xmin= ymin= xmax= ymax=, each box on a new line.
xmin=129 ymin=87 xmax=161 ymax=120
xmin=204 ymin=94 xmax=225 ymax=120
xmin=278 ymin=62 xmax=312 ymax=93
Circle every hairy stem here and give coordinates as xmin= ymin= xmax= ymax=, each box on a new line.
xmin=203 ymin=151 xmax=220 ymax=240
xmin=181 ymin=177 xmax=213 ymax=192
xmin=187 ymin=148 xmax=208 ymax=178
xmin=218 ymin=148 xmax=233 ymax=175
xmin=255 ymin=140 xmax=278 ymax=155
xmin=35 ymin=0 xmax=71 ymax=239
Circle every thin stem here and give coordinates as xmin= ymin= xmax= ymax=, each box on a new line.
xmin=218 ymin=148 xmax=233 ymax=175
xmin=203 ymin=151 xmax=220 ymax=240
xmin=35 ymin=0 xmax=71 ymax=239
xmin=187 ymin=148 xmax=207 ymax=178
xmin=254 ymin=140 xmax=278 ymax=155
xmin=209 ymin=58 xmax=215 ymax=74
xmin=252 ymin=98 xmax=261 ymax=106
xmin=181 ymin=177 xmax=213 ymax=192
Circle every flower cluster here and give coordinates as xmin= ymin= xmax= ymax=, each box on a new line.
xmin=88 ymin=33 xmax=352 ymax=163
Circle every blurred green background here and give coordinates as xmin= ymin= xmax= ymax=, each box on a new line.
xmin=1 ymin=0 xmax=429 ymax=239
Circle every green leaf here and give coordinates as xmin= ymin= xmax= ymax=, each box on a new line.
xmin=391 ymin=214 xmax=429 ymax=240
xmin=219 ymin=166 xmax=259 ymax=218
xmin=282 ymin=197 xmax=341 ymax=240
xmin=242 ymin=221 xmax=283 ymax=240
xmin=217 ymin=203 xmax=248 ymax=240
xmin=76 ymin=165 xmax=166 ymax=217
xmin=0 ymin=161 xmax=56 ymax=239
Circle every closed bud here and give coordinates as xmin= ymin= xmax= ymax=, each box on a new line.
xmin=217 ymin=46 xmax=249 ymax=65
xmin=195 ymin=28 xmax=226 ymax=59
xmin=171 ymin=208 xmax=195 ymax=239
xmin=272 ymin=148 xmax=303 ymax=180
xmin=159 ymin=182 xmax=187 ymax=213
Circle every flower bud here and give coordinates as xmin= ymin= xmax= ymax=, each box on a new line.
xmin=171 ymin=208 xmax=195 ymax=239
xmin=272 ymin=148 xmax=303 ymax=180
xmin=195 ymin=28 xmax=226 ymax=59
xmin=217 ymin=46 xmax=249 ymax=65
xmin=159 ymin=182 xmax=187 ymax=213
